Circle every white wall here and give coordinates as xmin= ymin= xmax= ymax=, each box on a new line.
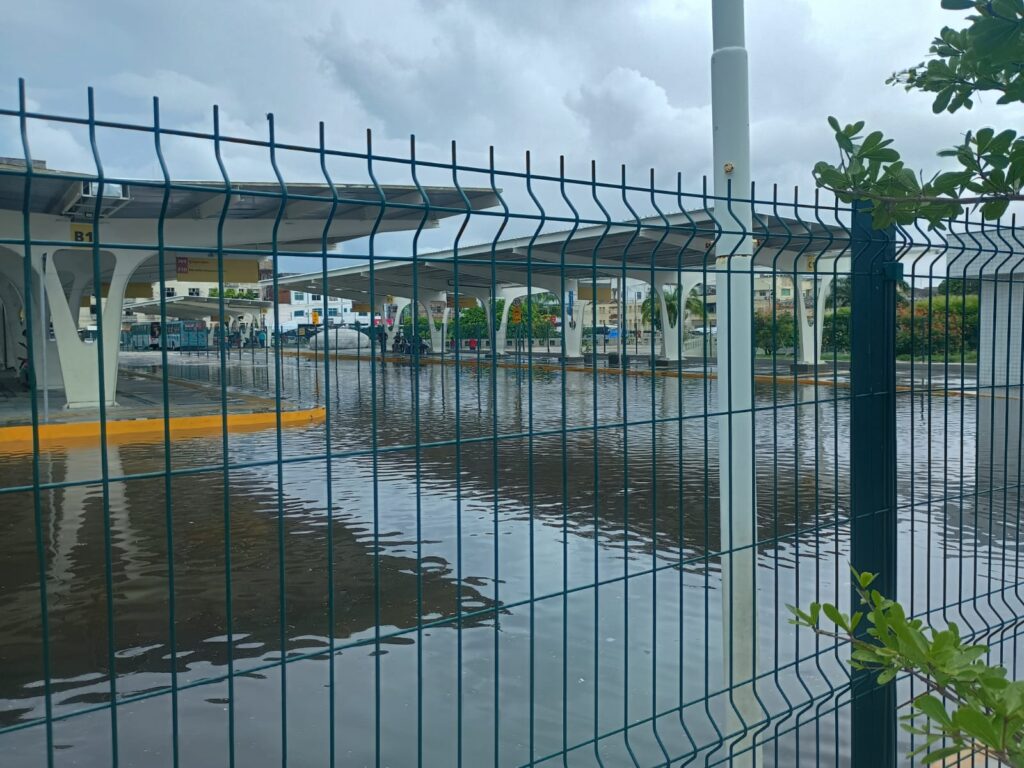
xmin=978 ymin=280 xmax=1024 ymax=390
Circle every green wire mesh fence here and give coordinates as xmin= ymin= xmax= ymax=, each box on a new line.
xmin=0 ymin=81 xmax=1021 ymax=767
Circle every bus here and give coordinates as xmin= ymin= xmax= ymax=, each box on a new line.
xmin=129 ymin=320 xmax=208 ymax=351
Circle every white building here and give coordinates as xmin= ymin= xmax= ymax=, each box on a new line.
xmin=264 ymin=285 xmax=371 ymax=329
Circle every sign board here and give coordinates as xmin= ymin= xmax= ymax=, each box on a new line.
xmin=175 ymin=256 xmax=258 ymax=283
xmin=80 ymin=282 xmax=152 ymax=305
xmin=311 ymin=310 xmax=320 ymax=325
xmin=577 ymin=285 xmax=612 ymax=302
xmin=351 ymin=302 xmax=371 ymax=313
xmin=70 ymin=222 xmax=94 ymax=245
xmin=446 ymin=296 xmax=477 ymax=309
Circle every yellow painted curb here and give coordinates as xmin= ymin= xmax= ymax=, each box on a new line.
xmin=0 ymin=407 xmax=326 ymax=452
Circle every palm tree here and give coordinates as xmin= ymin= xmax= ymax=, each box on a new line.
xmin=684 ymin=292 xmax=704 ymax=320
xmin=826 ymin=277 xmax=852 ymax=309
xmin=827 ymin=275 xmax=910 ymax=308
xmin=642 ymin=287 xmax=703 ymax=329
xmin=641 ymin=291 xmax=662 ymax=330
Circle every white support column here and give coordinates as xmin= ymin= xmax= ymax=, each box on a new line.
xmin=654 ymin=272 xmax=681 ymax=361
xmin=494 ymin=285 xmax=549 ymax=355
xmin=679 ymin=271 xmax=708 ymax=360
xmin=458 ymin=286 xmax=495 ymax=350
xmin=41 ymin=249 xmax=150 ymax=408
xmin=494 ymin=294 xmax=515 ymax=354
xmin=0 ymin=279 xmax=23 ymax=370
xmin=66 ymin=268 xmax=91 ymax=328
xmin=562 ymin=279 xmax=589 ymax=360
xmin=441 ymin=306 xmax=451 ymax=351
xmin=382 ymin=296 xmax=411 ymax=350
xmin=795 ymin=272 xmax=835 ymax=367
xmin=419 ymin=293 xmax=446 ymax=353
xmin=712 ymin=0 xmax=761 ymax=764
xmin=426 ymin=307 xmax=443 ymax=352
xmin=0 ymin=249 xmax=63 ymax=390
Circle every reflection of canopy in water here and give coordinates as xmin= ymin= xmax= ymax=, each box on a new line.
xmin=0 ymin=441 xmax=495 ymax=708
xmin=325 ymin=366 xmax=846 ymax=561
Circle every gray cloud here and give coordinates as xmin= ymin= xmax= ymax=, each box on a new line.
xmin=1 ymin=0 xmax=1017 ymax=205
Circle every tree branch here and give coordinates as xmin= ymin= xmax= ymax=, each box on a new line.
xmin=820 ymin=186 xmax=1024 ymax=207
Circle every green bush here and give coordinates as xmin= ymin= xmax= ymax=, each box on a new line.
xmin=754 ymin=310 xmax=796 ymax=355
xmin=792 ymin=570 xmax=1024 ymax=766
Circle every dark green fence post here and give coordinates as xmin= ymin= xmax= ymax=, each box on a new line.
xmin=849 ymin=199 xmax=898 ymax=767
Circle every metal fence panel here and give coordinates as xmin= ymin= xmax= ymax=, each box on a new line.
xmin=0 ymin=82 xmax=1022 ymax=767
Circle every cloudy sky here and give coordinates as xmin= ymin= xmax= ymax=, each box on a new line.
xmin=2 ymin=0 xmax=1020 ymax=257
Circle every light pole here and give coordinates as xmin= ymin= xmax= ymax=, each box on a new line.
xmin=712 ymin=0 xmax=760 ymax=765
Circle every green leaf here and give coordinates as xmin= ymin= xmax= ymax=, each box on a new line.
xmin=933 ymin=86 xmax=955 ymax=114
xmin=981 ymin=198 xmax=1010 ymax=220
xmin=868 ymin=148 xmax=901 ymax=163
xmin=921 ymin=746 xmax=964 ymax=764
xmin=976 ymin=127 xmax=995 ymax=153
xmin=827 ymin=116 xmax=842 ymax=133
xmin=877 ymin=667 xmax=898 ymax=685
xmin=939 ymin=0 xmax=975 ymax=8
xmin=822 ymin=603 xmax=846 ymax=630
xmin=952 ymin=708 xmax=1001 ymax=748
xmin=988 ymin=129 xmax=1017 ymax=156
xmin=862 ymin=130 xmax=885 ymax=152
xmin=914 ymin=694 xmax=953 ymax=726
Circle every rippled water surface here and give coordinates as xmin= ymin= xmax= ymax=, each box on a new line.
xmin=1 ymin=354 xmax=1020 ymax=767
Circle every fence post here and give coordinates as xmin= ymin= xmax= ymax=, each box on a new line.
xmin=849 ymin=199 xmax=898 ymax=767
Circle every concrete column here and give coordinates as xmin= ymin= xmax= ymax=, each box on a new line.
xmin=42 ymin=249 xmax=150 ymax=408
xmin=415 ymin=291 xmax=447 ymax=352
xmin=481 ymin=297 xmax=493 ymax=350
xmin=0 ymin=279 xmax=23 ymax=370
xmin=66 ymin=268 xmax=91 ymax=328
xmin=441 ymin=306 xmax=451 ymax=351
xmin=382 ymin=296 xmax=410 ymax=350
xmin=458 ymin=287 xmax=495 ymax=350
xmin=0 ymin=249 xmax=62 ymax=390
xmin=494 ymin=294 xmax=515 ymax=354
xmin=795 ymin=272 xmax=835 ymax=366
xmin=426 ymin=306 xmax=443 ymax=352
xmin=654 ymin=271 xmax=707 ymax=361
xmin=653 ymin=272 xmax=680 ymax=361
xmin=562 ymin=280 xmax=589 ymax=359
xmin=494 ymin=285 xmax=552 ymax=355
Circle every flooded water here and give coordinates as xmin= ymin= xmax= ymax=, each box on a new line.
xmin=1 ymin=353 xmax=1021 ymax=767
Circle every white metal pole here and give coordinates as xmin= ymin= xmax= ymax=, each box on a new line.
xmin=40 ymin=253 xmax=48 ymax=422
xmin=712 ymin=0 xmax=759 ymax=765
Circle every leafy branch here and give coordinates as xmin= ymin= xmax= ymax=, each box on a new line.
xmin=789 ymin=570 xmax=1024 ymax=766
xmin=811 ymin=0 xmax=1024 ymax=229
